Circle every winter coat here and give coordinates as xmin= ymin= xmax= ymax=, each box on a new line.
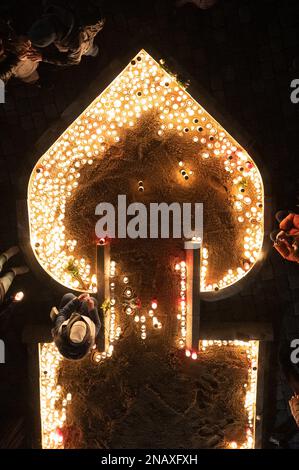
xmin=52 ymin=296 xmax=101 ymax=338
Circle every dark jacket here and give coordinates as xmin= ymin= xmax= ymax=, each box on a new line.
xmin=53 ymin=296 xmax=101 ymax=338
xmin=52 ymin=296 xmax=101 ymax=360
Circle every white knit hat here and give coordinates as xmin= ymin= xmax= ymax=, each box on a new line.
xmin=69 ymin=321 xmax=87 ymax=343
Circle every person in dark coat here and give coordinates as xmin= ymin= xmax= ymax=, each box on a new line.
xmin=51 ymin=293 xmax=101 ymax=360
xmin=27 ymin=0 xmax=105 ymax=66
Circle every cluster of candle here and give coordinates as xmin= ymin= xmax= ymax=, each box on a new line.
xmin=138 ymin=180 xmax=145 ymax=192
xmin=39 ymin=343 xmax=71 ymax=449
xmin=200 ymin=239 xmax=263 ymax=292
xmin=189 ymin=339 xmax=259 ymax=449
xmin=178 ymin=161 xmax=193 ymax=181
xmin=201 ymin=245 xmax=248 ymax=292
xmin=28 ymin=49 xmax=263 ymax=294
xmin=135 ymin=299 xmax=163 ymax=337
xmin=108 ymin=260 xmax=121 ymax=353
xmin=93 ymin=264 xmax=163 ymax=364
xmin=175 ymin=261 xmax=187 ymax=348
xmin=40 ymin=260 xmax=258 ymax=450
xmin=123 ymin=278 xmax=162 ymax=339
xmin=34 ymin=49 xmax=263 ymax=448
xmin=242 ymin=340 xmax=259 ymax=449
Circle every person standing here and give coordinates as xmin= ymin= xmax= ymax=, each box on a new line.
xmin=51 ymin=293 xmax=101 ymax=360
xmin=27 ymin=0 xmax=105 ymax=66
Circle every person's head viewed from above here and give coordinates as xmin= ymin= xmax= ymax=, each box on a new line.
xmin=69 ymin=320 xmax=87 ymax=344
xmin=55 ymin=314 xmax=94 ymax=361
xmin=28 ymin=16 xmax=58 ymax=48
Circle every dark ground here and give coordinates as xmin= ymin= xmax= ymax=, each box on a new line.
xmin=0 ymin=0 xmax=299 ymax=448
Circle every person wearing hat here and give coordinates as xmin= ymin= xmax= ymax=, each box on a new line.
xmin=27 ymin=1 xmax=105 ymax=66
xmin=52 ymin=292 xmax=101 ymax=360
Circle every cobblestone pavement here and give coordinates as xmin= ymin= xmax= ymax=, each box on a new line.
xmin=0 ymin=0 xmax=299 ymax=447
